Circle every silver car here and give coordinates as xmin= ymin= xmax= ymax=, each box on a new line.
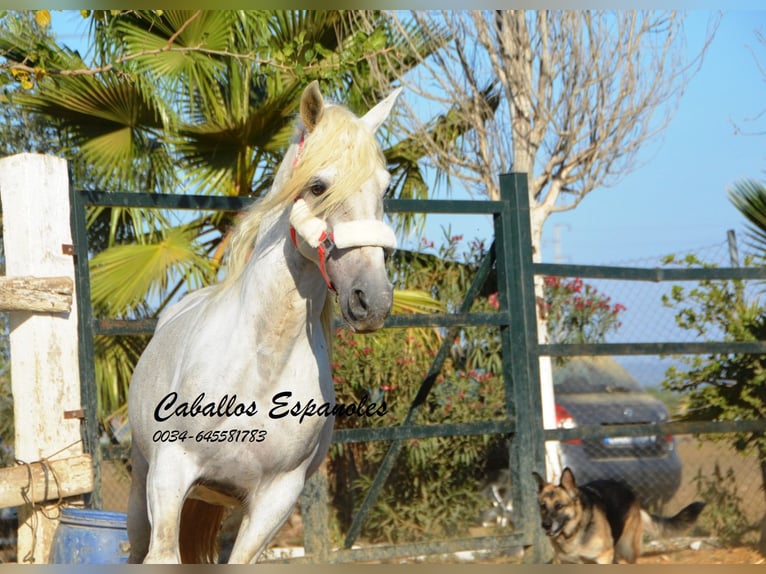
xmin=552 ymin=356 xmax=682 ymax=507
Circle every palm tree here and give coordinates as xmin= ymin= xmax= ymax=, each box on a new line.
xmin=729 ymin=178 xmax=766 ymax=256
xmin=1 ymin=10 xmax=493 ymax=420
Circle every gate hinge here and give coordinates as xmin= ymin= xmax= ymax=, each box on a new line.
xmin=61 ymin=244 xmax=74 ymax=256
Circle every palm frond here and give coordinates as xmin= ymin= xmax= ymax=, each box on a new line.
xmin=93 ymin=334 xmax=147 ymax=423
xmin=729 ymin=179 xmax=766 ymax=254
xmin=10 ymin=73 xmax=174 ymax=190
xmin=392 ymin=289 xmax=446 ymax=314
xmin=90 ymin=225 xmax=214 ymax=316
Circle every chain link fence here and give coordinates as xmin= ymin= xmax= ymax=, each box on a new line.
xmin=539 ymin=234 xmax=766 ymax=556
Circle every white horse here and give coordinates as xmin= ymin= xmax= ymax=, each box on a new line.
xmin=127 ymin=81 xmax=401 ymax=563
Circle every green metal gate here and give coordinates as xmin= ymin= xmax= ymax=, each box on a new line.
xmin=69 ymin=171 xmax=766 ymax=563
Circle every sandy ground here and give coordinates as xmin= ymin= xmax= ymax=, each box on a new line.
xmin=638 ymin=544 xmax=764 ymax=564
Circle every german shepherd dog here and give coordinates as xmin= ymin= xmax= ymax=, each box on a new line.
xmin=533 ymin=467 xmax=705 ymax=564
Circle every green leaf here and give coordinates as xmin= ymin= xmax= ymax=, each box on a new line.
xmin=392 ymin=289 xmax=445 ymax=314
xmin=90 ymin=226 xmax=213 ymax=316
xmin=729 ymin=178 xmax=766 ymax=256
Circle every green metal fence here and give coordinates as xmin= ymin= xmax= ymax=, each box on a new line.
xmin=69 ymin=171 xmax=766 ymax=563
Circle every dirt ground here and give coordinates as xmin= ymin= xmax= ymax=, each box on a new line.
xmin=637 ymin=545 xmax=764 ymax=564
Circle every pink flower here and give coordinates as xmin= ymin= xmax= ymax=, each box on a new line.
xmin=568 ymin=278 xmax=584 ymax=293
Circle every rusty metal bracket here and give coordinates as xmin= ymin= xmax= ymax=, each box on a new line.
xmin=63 ymin=408 xmax=85 ymax=420
xmin=61 ymin=244 xmax=74 ymax=256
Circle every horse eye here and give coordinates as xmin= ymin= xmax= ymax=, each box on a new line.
xmin=308 ymin=179 xmax=328 ymax=197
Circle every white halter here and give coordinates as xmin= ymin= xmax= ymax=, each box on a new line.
xmin=289 ymin=198 xmax=397 ymax=291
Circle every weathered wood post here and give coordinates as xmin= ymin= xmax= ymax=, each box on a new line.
xmin=0 ymin=153 xmax=88 ymax=563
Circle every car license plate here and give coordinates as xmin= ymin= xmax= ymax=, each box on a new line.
xmin=604 ymin=436 xmax=655 ymax=446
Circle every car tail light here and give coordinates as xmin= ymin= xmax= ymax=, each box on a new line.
xmin=555 ymin=404 xmax=582 ymax=445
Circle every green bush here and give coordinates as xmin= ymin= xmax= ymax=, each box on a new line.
xmin=693 ymin=462 xmax=757 ymax=546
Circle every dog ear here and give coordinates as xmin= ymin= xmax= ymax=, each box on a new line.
xmin=560 ymin=467 xmax=578 ymax=497
xmin=532 ymin=471 xmax=546 ymax=493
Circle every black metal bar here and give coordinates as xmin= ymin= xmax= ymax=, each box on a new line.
xmin=544 ymin=418 xmax=766 ymax=442
xmin=75 ymin=189 xmax=254 ymax=211
xmin=385 ymin=198 xmax=504 ymax=214
xmin=94 ymin=312 xmax=511 ymax=337
xmin=95 ymin=318 xmax=157 ymax=336
xmin=69 ymin=187 xmax=102 ymax=508
xmin=332 ymin=419 xmax=515 ymax=444
xmin=299 ymin=472 xmax=332 ymax=560
xmin=497 ymin=173 xmax=547 ymax=563
xmin=76 ymin=189 xmax=507 ymax=216
xmin=384 ymin=312 xmax=509 ymax=328
xmin=534 ymin=262 xmax=766 ymax=282
xmin=541 ymin=341 xmax=766 ymax=357
xmin=492 ymin=188 xmax=523 ymax=561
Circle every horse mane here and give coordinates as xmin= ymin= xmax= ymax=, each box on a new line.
xmin=224 ymin=104 xmax=387 ymax=284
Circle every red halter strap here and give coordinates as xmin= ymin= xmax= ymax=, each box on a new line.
xmin=292 ymin=132 xmax=306 ymax=168
xmin=289 ymin=132 xmax=335 ymax=291
xmin=289 ymin=225 xmax=336 ymax=292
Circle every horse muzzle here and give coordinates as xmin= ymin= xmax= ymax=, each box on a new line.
xmin=341 ymin=277 xmax=393 ymax=333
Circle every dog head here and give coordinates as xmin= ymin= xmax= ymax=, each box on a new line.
xmin=533 ymin=467 xmax=581 ymax=538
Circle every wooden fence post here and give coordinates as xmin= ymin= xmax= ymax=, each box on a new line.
xmin=0 ymin=153 xmax=86 ymax=563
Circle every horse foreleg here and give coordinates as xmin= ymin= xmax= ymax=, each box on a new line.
xmin=226 ymin=472 xmax=307 ymax=564
xmin=142 ymin=448 xmax=199 ymax=564
xmin=127 ymin=445 xmax=150 ymax=563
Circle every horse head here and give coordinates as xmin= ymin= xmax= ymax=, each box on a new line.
xmin=288 ymin=82 xmax=400 ymax=333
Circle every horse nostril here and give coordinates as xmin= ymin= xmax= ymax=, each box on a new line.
xmin=354 ymin=289 xmax=369 ymax=312
xmin=347 ymin=288 xmax=370 ymax=322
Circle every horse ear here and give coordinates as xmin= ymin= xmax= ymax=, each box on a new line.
xmin=300 ymin=81 xmax=324 ymax=133
xmin=361 ymin=87 xmax=402 ymax=132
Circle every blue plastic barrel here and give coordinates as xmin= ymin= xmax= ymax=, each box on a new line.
xmin=49 ymin=508 xmax=129 ymax=564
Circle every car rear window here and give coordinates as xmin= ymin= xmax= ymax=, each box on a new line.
xmin=552 ymin=357 xmax=643 ymax=394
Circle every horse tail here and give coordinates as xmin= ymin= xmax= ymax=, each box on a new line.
xmin=179 ymin=499 xmax=226 ymax=563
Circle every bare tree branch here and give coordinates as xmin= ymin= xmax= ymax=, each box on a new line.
xmin=732 ymin=26 xmax=766 ymax=136
xmin=376 ymin=10 xmax=717 ymax=254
